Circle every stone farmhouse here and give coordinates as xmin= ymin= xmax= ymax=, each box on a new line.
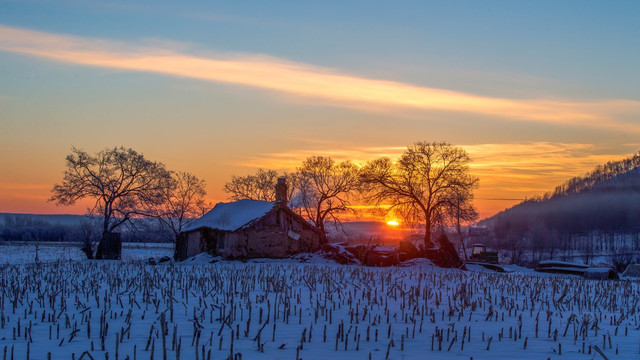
xmin=175 ymin=178 xmax=321 ymax=260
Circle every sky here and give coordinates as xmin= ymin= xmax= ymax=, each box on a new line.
xmin=1 ymin=0 xmax=639 ymax=220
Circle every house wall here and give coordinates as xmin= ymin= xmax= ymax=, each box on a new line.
xmin=186 ymin=231 xmax=206 ymax=257
xmin=256 ymin=208 xmax=320 ymax=254
xmin=216 ymin=208 xmax=320 ymax=259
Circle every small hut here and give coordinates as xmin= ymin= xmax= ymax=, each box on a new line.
xmin=175 ymin=178 xmax=321 ymax=260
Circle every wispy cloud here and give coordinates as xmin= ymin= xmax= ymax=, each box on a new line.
xmin=237 ymin=145 xmax=406 ymax=169
xmin=463 ymin=142 xmax=627 ymax=191
xmin=240 ymin=142 xmax=626 ymax=175
xmin=1 ymin=24 xmax=639 ymax=131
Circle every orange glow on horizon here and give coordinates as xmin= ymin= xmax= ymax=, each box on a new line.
xmin=1 ymin=143 xmax=636 ymax=221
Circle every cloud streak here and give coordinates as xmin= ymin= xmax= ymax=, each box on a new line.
xmin=1 ymin=24 xmax=639 ymax=130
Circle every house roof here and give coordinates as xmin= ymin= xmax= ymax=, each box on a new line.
xmin=182 ymin=199 xmax=275 ymax=232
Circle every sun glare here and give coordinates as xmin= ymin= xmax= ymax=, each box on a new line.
xmin=386 ymin=220 xmax=400 ymax=227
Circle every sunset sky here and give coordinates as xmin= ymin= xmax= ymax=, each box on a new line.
xmin=1 ymin=1 xmax=639 ymax=219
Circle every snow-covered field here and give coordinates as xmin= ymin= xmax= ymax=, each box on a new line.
xmin=0 ymin=242 xmax=173 ymax=264
xmin=0 ymin=245 xmax=638 ymax=359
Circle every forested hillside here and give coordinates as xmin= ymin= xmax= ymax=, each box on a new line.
xmin=481 ymin=152 xmax=640 ymax=264
xmin=546 ymin=152 xmax=640 ymax=199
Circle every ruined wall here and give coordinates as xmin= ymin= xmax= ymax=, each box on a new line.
xmin=175 ymin=229 xmax=211 ymax=260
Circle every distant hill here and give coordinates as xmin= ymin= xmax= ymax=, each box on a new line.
xmin=545 ymin=152 xmax=640 ymax=199
xmin=0 ymin=213 xmax=91 ymax=227
xmin=481 ymin=152 xmax=640 ymax=237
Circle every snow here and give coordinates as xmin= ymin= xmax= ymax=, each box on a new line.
xmin=398 ymin=258 xmax=435 ymax=267
xmin=0 ymin=242 xmax=173 ymax=264
xmin=0 ymin=244 xmax=639 ymax=359
xmin=583 ymin=267 xmax=611 ymax=274
xmin=181 ymin=199 xmax=275 ymax=232
xmin=622 ymin=264 xmax=640 ymax=278
xmin=537 ymin=260 xmax=589 ymax=268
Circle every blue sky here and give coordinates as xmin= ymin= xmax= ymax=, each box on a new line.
xmin=1 ymin=0 xmax=639 ymax=217
xmin=3 ymin=0 xmax=638 ymax=96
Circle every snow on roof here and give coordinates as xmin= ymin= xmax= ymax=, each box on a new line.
xmin=182 ymin=199 xmax=275 ymax=232
xmin=537 ymin=260 xmax=589 ymax=268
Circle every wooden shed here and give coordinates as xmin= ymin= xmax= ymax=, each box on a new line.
xmin=175 ymin=178 xmax=321 ymax=260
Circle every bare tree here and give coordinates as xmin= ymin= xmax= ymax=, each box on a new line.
xmin=50 ymin=146 xmax=172 ymax=258
xmin=296 ymin=156 xmax=360 ymax=244
xmin=223 ymin=169 xmax=279 ymax=201
xmin=361 ymin=141 xmax=478 ymax=249
xmin=149 ymin=171 xmax=209 ymax=242
xmin=223 ymin=169 xmax=298 ymax=202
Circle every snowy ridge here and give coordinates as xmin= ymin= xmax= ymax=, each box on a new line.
xmin=182 ymin=199 xmax=275 ymax=232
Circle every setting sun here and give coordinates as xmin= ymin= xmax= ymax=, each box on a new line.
xmin=386 ymin=220 xmax=400 ymax=227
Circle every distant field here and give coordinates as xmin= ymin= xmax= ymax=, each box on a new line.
xmin=0 ymin=241 xmax=174 ymax=264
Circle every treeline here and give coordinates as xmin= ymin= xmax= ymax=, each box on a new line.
xmin=0 ymin=215 xmax=71 ymax=242
xmin=0 ymin=214 xmax=172 ymax=243
xmin=536 ymin=152 xmax=640 ymax=200
xmin=491 ymin=192 xmax=640 ymax=236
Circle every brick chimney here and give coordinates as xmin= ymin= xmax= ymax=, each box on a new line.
xmin=275 ymin=177 xmax=288 ymax=205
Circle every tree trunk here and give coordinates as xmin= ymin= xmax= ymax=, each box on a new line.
xmin=103 ymin=205 xmax=110 ymax=234
xmin=80 ymin=238 xmax=95 ymax=260
xmin=435 ymin=234 xmax=464 ymax=269
xmin=423 ymin=221 xmax=432 ymax=250
xmin=458 ymin=225 xmax=469 ymax=261
xmin=95 ymin=232 xmax=122 ymax=260
xmin=317 ymin=221 xmax=328 ymax=245
xmin=174 ymin=233 xmax=188 ymax=261
xmin=456 ymin=220 xmax=468 ymax=261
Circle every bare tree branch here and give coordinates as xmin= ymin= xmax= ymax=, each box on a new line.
xmin=147 ymin=171 xmax=209 ymax=242
xmin=223 ymin=169 xmax=298 ymax=202
xmin=296 ymin=156 xmax=360 ymax=243
xmin=50 ymin=147 xmax=172 ymax=237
